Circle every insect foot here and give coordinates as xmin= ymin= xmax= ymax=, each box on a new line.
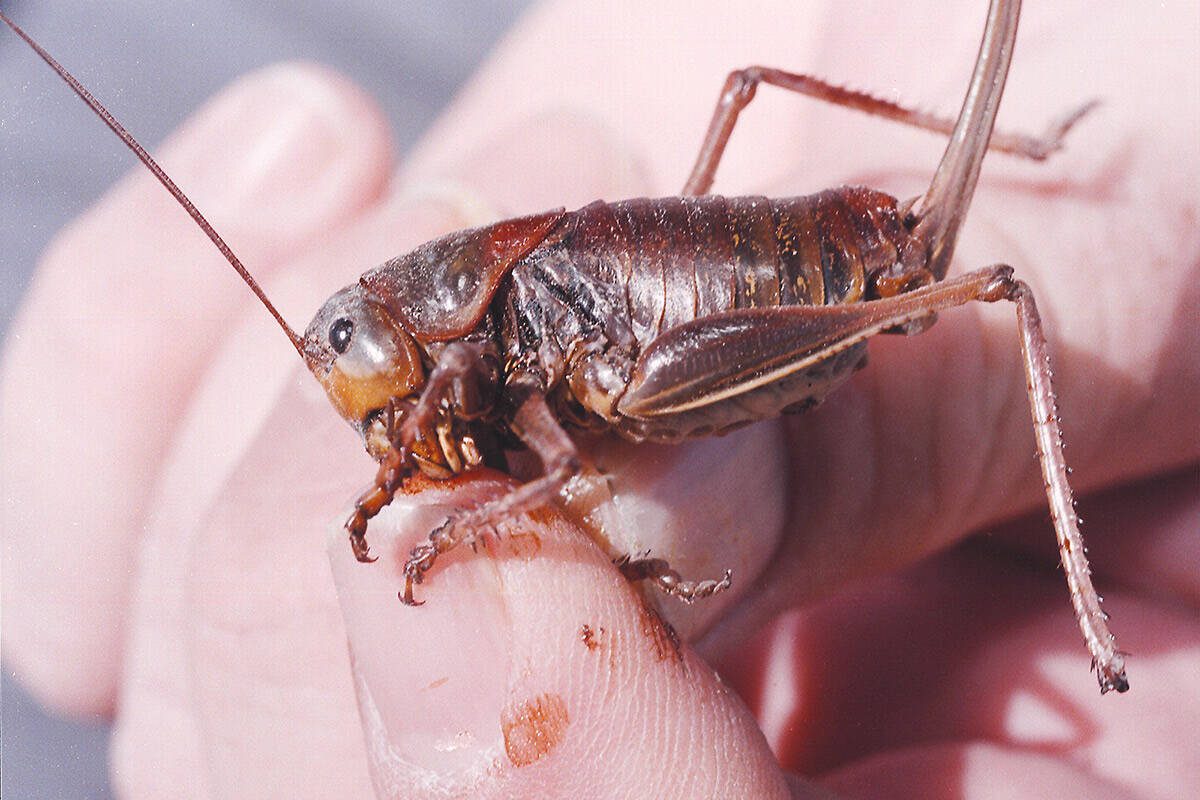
xmin=615 ymin=554 xmax=734 ymax=604
xmin=399 ymin=511 xmax=493 ymax=606
xmin=350 ymin=528 xmax=378 ymax=564
xmin=400 ymin=542 xmax=437 ymax=607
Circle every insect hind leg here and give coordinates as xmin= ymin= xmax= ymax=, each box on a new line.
xmin=870 ymin=263 xmax=1128 ymax=694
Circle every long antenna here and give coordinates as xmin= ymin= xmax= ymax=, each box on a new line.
xmin=2 ymin=11 xmax=306 ymax=356
xmin=911 ymin=0 xmax=1021 ymax=280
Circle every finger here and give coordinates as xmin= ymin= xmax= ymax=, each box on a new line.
xmin=108 ymin=373 xmax=379 ymax=799
xmin=109 ymin=171 xmax=506 ymax=794
xmin=329 ymin=472 xmax=791 ymax=799
xmin=997 ymin=465 xmax=1200 ymax=610
xmin=823 ymin=743 xmax=1142 ymax=800
xmin=1 ymin=61 xmax=391 ymax=716
xmin=721 ymin=545 xmax=1199 ymax=795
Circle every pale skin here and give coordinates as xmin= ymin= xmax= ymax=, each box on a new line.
xmin=2 ymin=1 xmax=1198 ymax=798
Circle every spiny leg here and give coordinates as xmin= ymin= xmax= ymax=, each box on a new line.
xmin=1004 ymin=280 xmax=1128 ymax=693
xmin=886 ymin=265 xmax=1128 ymax=693
xmin=683 ymin=65 xmax=1096 ymax=196
xmin=616 ymin=262 xmax=1126 ymax=692
xmin=872 ymin=265 xmax=1128 ymax=692
xmin=615 ymin=554 xmax=733 ymax=604
xmin=401 ymin=379 xmax=581 ymax=605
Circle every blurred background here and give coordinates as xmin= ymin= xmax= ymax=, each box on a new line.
xmin=1 ymin=1 xmax=531 ymax=796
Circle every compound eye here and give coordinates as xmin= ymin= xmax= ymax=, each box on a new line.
xmin=329 ymin=318 xmax=354 ymax=354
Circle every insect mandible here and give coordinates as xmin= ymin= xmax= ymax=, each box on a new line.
xmin=1 ymin=0 xmax=1129 ymax=695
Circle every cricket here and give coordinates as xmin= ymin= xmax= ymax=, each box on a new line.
xmin=1 ymin=0 xmax=1129 ymax=694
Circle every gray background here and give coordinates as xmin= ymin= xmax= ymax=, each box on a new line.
xmin=1 ymin=1 xmax=530 ymax=797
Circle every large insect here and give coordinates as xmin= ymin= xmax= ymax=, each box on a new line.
xmin=1 ymin=0 xmax=1128 ymax=694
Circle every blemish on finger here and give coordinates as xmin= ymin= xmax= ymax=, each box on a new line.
xmin=504 ymin=529 xmax=542 ymax=559
xmin=501 ymin=692 xmax=569 ymax=767
xmin=579 ymin=623 xmax=605 ymax=651
xmin=396 ymin=473 xmax=444 ymax=495
xmin=524 ymin=506 xmax=556 ymax=525
xmin=638 ymin=601 xmax=682 ymax=664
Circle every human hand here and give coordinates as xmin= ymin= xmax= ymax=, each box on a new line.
xmin=3 ymin=1 xmax=1196 ymax=798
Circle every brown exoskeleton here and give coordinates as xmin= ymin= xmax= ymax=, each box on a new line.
xmin=1 ymin=0 xmax=1129 ymax=693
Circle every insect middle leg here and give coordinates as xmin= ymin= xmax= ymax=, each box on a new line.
xmin=615 ymin=555 xmax=733 ymax=604
xmin=344 ymin=342 xmax=498 ymax=564
xmin=683 ymin=65 xmax=1097 ymax=195
xmin=398 ymin=375 xmax=737 ymax=606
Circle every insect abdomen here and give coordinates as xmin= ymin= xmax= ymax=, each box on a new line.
xmin=542 ymin=188 xmax=916 ymax=350
xmin=501 ymin=188 xmax=919 ymax=423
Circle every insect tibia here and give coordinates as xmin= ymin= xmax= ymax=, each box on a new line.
xmin=1003 ymin=277 xmax=1129 ymax=694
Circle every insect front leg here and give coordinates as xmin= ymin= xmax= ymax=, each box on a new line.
xmin=397 ymin=340 xmax=500 ymax=448
xmin=345 ymin=444 xmax=413 ymax=563
xmin=344 ymin=341 xmax=498 ymax=564
xmin=683 ymin=65 xmax=1097 ymax=196
xmin=400 ymin=376 xmax=582 ymax=605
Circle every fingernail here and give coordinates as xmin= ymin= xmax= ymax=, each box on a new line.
xmin=161 ymin=63 xmax=390 ymax=237
xmin=326 ymin=476 xmax=514 ymax=777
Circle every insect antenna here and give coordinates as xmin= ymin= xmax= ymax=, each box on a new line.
xmin=910 ymin=0 xmax=1020 ymax=280
xmin=1 ymin=10 xmax=306 ymax=357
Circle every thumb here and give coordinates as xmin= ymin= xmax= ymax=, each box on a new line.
xmin=328 ymin=471 xmax=791 ymax=798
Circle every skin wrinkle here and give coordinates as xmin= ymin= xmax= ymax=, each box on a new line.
xmin=974 ymin=326 xmax=1022 ymax=532
xmin=951 ymin=217 xmax=1065 ymax=532
xmin=992 ymin=199 xmax=1135 ymax=489
xmin=934 ymin=300 xmax=1003 ymax=542
xmin=919 ymin=333 xmax=954 ymax=544
xmin=857 ymin=362 xmax=891 ymax=554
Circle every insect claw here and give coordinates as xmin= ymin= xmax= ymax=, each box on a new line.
xmin=350 ymin=534 xmax=377 ymax=564
xmin=398 ymin=578 xmax=424 ymax=607
xmin=1099 ymin=668 xmax=1130 ymax=694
